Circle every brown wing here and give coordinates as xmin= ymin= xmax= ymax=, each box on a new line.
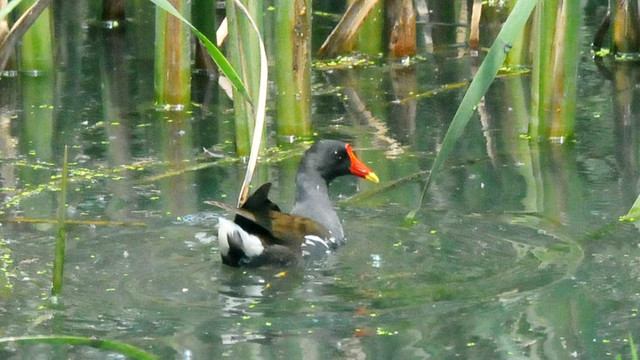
xmin=205 ymin=186 xmax=332 ymax=248
xmin=268 ymin=211 xmax=333 ymax=246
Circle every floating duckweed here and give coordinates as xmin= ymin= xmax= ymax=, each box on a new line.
xmin=376 ymin=327 xmax=396 ymax=336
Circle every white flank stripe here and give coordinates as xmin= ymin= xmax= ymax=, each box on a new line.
xmin=304 ymin=235 xmax=329 ymax=248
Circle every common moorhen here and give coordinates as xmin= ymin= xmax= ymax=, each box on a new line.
xmin=206 ymin=140 xmax=379 ymax=267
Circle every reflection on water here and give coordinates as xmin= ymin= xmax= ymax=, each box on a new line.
xmin=2 ymin=2 xmax=640 ymax=360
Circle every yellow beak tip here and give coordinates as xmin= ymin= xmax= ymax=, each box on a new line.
xmin=366 ymin=172 xmax=380 ymax=183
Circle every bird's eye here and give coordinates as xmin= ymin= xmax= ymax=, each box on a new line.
xmin=333 ymin=150 xmax=342 ymax=160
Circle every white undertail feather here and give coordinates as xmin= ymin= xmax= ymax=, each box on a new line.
xmin=217 ymin=217 xmax=264 ymax=257
xmin=217 ymin=218 xmax=232 ymax=256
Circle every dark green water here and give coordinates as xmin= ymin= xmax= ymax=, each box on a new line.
xmin=1 ymin=1 xmax=639 ymax=359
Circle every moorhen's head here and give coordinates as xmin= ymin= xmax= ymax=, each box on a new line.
xmin=299 ymin=140 xmax=379 ymax=184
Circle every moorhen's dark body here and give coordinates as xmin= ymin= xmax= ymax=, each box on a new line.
xmin=208 ymin=140 xmax=379 ymax=267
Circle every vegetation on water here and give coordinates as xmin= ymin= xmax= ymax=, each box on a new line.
xmin=2 ymin=0 xmax=640 ymax=357
xmin=0 ymin=335 xmax=159 ymax=360
xmin=615 ymin=334 xmax=639 ymax=360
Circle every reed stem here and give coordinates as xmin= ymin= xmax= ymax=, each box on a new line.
xmin=154 ymin=0 xmax=192 ymax=107
xmin=354 ymin=0 xmax=383 ymax=55
xmin=192 ymin=0 xmax=217 ymax=71
xmin=387 ymin=0 xmax=416 ymax=57
xmin=226 ymin=0 xmax=262 ymax=155
xmin=505 ymin=0 xmax=532 ymax=66
xmin=275 ymin=0 xmax=312 ymax=139
xmin=51 ymin=146 xmax=68 ymax=296
xmin=612 ymin=0 xmax=640 ymax=54
xmin=18 ymin=0 xmax=53 ymax=73
xmin=102 ymin=0 xmax=126 ymax=23
xmin=532 ymin=0 xmax=580 ymax=140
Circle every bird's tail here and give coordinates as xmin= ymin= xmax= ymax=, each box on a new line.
xmin=217 ymin=218 xmax=264 ymax=266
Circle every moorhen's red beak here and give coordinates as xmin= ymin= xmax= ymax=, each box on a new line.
xmin=346 ymin=143 xmax=380 ymax=183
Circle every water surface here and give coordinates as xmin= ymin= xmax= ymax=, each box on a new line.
xmin=1 ymin=2 xmax=639 ymax=359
